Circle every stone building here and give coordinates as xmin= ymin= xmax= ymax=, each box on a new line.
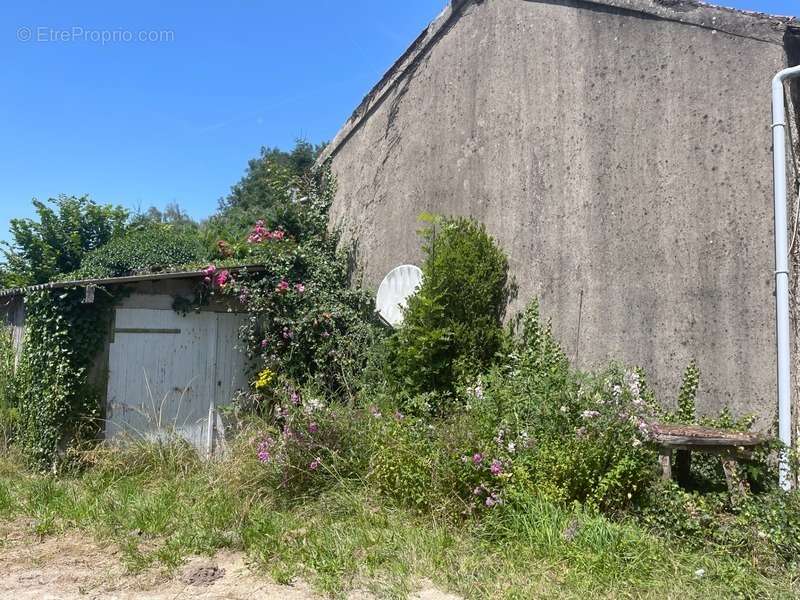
xmin=320 ymin=0 xmax=800 ymax=427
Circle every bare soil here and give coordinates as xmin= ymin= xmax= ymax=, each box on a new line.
xmin=0 ymin=521 xmax=460 ymax=600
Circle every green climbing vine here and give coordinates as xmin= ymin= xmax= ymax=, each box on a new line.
xmin=13 ymin=287 xmax=116 ymax=470
xmin=676 ymin=359 xmax=700 ymax=424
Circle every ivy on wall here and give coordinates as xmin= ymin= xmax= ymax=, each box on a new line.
xmin=14 ymin=287 xmax=116 ymax=470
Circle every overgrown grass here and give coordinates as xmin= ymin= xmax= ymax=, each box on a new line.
xmin=0 ymin=442 xmax=797 ymax=599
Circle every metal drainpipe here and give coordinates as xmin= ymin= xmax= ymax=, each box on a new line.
xmin=771 ymin=65 xmax=800 ymax=490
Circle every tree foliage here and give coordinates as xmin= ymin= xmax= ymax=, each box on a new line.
xmin=2 ymin=196 xmax=128 ymax=287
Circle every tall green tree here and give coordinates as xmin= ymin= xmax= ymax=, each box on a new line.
xmin=2 ymin=195 xmax=128 ymax=287
xmin=203 ymin=140 xmax=325 ymax=251
xmin=129 ymin=202 xmax=198 ymax=232
xmin=219 ymin=140 xmax=324 ymax=212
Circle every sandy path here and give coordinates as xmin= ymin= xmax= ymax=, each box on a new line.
xmin=0 ymin=522 xmax=460 ymax=600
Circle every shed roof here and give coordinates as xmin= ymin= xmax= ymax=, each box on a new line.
xmin=317 ymin=0 xmax=799 ymax=166
xmin=0 ymin=264 xmax=266 ymax=298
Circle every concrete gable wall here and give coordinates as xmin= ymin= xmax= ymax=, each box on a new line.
xmin=326 ymin=0 xmax=800 ymax=426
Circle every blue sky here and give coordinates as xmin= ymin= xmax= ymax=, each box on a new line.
xmin=1 ymin=0 xmax=798 ymax=243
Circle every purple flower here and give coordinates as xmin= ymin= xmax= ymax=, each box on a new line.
xmin=370 ymin=406 xmax=382 ymax=418
xmin=490 ymin=459 xmax=503 ymax=476
xmin=394 ymin=411 xmax=404 ymax=421
xmin=260 ymin=339 xmax=268 ymax=349
xmin=257 ymin=437 xmax=274 ymax=463
xmin=309 ymin=458 xmax=321 ymax=471
xmin=486 ymin=492 xmax=503 ymax=507
xmin=290 ymin=391 xmax=300 ymax=405
xmin=309 ymin=422 xmax=318 ymax=434
xmin=472 ymin=453 xmax=484 ymax=465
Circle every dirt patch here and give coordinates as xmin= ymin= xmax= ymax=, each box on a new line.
xmin=0 ymin=521 xmax=461 ymax=599
xmin=180 ymin=564 xmax=226 ymax=586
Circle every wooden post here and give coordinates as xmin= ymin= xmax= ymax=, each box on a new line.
xmin=659 ymin=448 xmax=673 ymax=481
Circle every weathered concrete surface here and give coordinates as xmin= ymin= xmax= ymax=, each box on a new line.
xmin=324 ymin=0 xmax=800 ymax=427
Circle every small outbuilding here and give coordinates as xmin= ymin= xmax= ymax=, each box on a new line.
xmin=0 ymin=266 xmax=260 ymax=453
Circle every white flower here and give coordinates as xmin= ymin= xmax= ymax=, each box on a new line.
xmin=507 ymin=441 xmax=516 ymax=454
xmin=304 ymin=398 xmax=323 ymax=414
xmin=581 ymin=410 xmax=600 ymax=419
xmin=694 ymin=569 xmax=705 ymax=579
xmin=560 ymin=406 xmax=568 ymax=414
xmin=623 ymin=370 xmax=641 ymax=400
xmin=631 ymin=437 xmax=642 ymax=448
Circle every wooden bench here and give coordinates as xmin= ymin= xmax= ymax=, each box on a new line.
xmin=651 ymin=423 xmax=767 ymax=496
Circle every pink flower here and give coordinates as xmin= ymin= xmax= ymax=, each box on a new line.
xmin=472 ymin=453 xmax=483 ymax=465
xmin=490 ymin=459 xmax=503 ymax=476
xmin=309 ymin=458 xmax=321 ymax=471
xmin=290 ymin=391 xmax=300 ymax=405
xmin=276 ymin=279 xmax=290 ymax=293
xmin=248 ymin=220 xmax=270 ymax=244
xmin=201 ymin=264 xmax=216 ymax=277
xmin=294 ymin=283 xmax=306 ymax=294
xmin=270 ymin=229 xmax=286 ymax=241
xmin=282 ymin=327 xmax=293 ymax=340
xmin=260 ymin=339 xmax=268 ymax=349
xmin=214 ymin=269 xmax=230 ymax=287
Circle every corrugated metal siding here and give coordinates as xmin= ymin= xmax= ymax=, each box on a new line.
xmin=105 ymin=308 xmax=247 ymax=453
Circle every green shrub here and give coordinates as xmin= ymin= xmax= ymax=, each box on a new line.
xmin=385 ymin=216 xmax=512 ymax=406
xmin=73 ymin=225 xmax=207 ymax=279
xmin=635 ymin=481 xmax=800 ymax=574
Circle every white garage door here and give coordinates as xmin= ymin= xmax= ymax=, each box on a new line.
xmin=105 ymin=307 xmax=248 ymax=453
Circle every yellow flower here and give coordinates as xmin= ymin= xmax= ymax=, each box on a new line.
xmin=254 ymin=367 xmax=275 ymax=390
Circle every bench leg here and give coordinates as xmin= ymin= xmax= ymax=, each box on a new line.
xmin=675 ymin=449 xmax=692 ymax=485
xmin=659 ymin=448 xmax=673 ymax=481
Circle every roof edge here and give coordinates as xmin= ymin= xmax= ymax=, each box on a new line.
xmin=316 ymin=0 xmax=797 ymax=167
xmin=0 ymin=264 xmax=267 ymax=299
